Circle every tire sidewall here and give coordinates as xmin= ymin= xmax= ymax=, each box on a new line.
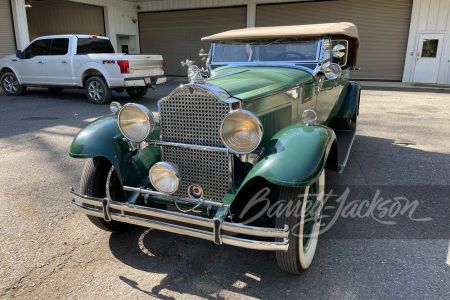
xmin=1 ymin=72 xmax=26 ymax=96
xmin=126 ymin=86 xmax=148 ymax=98
xmin=85 ymin=76 xmax=112 ymax=104
xmin=298 ymin=170 xmax=325 ymax=269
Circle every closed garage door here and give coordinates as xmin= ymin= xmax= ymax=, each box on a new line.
xmin=257 ymin=0 xmax=413 ymax=80
xmin=26 ymin=0 xmax=105 ymax=41
xmin=0 ymin=0 xmax=16 ymax=58
xmin=139 ymin=7 xmax=247 ymax=76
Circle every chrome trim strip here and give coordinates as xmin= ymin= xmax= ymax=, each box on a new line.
xmin=122 ymin=186 xmax=228 ymax=208
xmin=211 ymin=63 xmax=315 ymax=76
xmin=70 ymin=189 xmax=289 ymax=251
xmin=149 ymin=140 xmax=229 ymax=153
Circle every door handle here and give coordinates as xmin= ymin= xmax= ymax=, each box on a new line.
xmin=38 ymin=61 xmax=44 ymax=64
xmin=62 ymin=60 xmax=68 ymax=64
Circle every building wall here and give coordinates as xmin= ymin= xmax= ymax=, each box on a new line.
xmin=26 ymin=1 xmax=106 ymax=41
xmin=72 ymin=0 xmax=139 ymax=50
xmin=403 ymin=0 xmax=450 ymax=84
xmin=10 ymin=0 xmax=139 ymax=52
xmin=134 ymin=0 xmax=309 ymax=11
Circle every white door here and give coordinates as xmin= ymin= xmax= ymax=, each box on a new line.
xmin=413 ymin=33 xmax=444 ymax=84
xmin=17 ymin=39 xmax=50 ymax=84
xmin=45 ymin=38 xmax=73 ymax=85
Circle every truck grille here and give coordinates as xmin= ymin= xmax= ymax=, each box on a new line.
xmin=159 ymin=85 xmax=231 ymax=202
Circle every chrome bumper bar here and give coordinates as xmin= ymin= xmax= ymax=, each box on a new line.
xmin=70 ymin=188 xmax=289 ymax=251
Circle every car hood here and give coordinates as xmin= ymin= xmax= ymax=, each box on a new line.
xmin=205 ymin=66 xmax=314 ymax=101
xmin=0 ymin=54 xmax=16 ymax=61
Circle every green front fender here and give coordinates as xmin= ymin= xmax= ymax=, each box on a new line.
xmin=240 ymin=124 xmax=335 ymax=188
xmin=69 ymin=114 xmax=160 ymax=187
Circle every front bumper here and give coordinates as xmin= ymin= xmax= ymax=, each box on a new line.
xmin=70 ymin=188 xmax=289 ymax=251
xmin=124 ymin=76 xmax=166 ymax=87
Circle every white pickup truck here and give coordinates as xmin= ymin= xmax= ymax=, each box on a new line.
xmin=0 ymin=35 xmax=166 ymax=104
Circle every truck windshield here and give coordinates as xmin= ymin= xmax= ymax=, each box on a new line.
xmin=76 ymin=38 xmax=115 ymax=54
xmin=212 ymin=40 xmax=319 ymax=63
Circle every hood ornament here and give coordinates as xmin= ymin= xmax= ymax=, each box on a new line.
xmin=181 ymin=59 xmax=208 ymax=84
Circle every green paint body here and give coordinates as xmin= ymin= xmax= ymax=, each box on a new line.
xmin=69 ymin=64 xmax=359 ymax=208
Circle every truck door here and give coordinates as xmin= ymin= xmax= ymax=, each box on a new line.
xmin=17 ymin=39 xmax=50 ymax=84
xmin=45 ymin=38 xmax=73 ymax=86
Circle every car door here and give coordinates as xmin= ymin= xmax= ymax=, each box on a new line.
xmin=45 ymin=38 xmax=73 ymax=85
xmin=17 ymin=39 xmax=50 ymax=84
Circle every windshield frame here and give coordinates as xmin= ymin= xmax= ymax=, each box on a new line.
xmin=210 ymin=38 xmax=323 ymax=65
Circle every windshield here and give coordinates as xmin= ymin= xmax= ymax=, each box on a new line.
xmin=212 ymin=40 xmax=319 ymax=63
xmin=76 ymin=38 xmax=115 ymax=54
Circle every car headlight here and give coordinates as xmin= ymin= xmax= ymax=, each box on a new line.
xmin=117 ymin=103 xmax=155 ymax=142
xmin=220 ymin=110 xmax=263 ymax=154
xmin=149 ymin=162 xmax=180 ymax=194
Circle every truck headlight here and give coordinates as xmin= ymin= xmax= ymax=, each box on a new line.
xmin=220 ymin=110 xmax=263 ymax=154
xmin=117 ymin=103 xmax=155 ymax=142
xmin=149 ymin=162 xmax=180 ymax=194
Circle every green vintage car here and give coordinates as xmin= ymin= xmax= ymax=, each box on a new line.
xmin=70 ymin=22 xmax=360 ymax=274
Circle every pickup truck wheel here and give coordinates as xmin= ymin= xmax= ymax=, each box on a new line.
xmin=80 ymin=157 xmax=134 ymax=232
xmin=126 ymin=86 xmax=148 ymax=98
xmin=48 ymin=87 xmax=64 ymax=93
xmin=275 ymin=170 xmax=325 ymax=274
xmin=1 ymin=72 xmax=27 ymax=96
xmin=85 ymin=76 xmax=112 ymax=104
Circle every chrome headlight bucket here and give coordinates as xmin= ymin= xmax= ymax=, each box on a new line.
xmin=149 ymin=162 xmax=180 ymax=194
xmin=117 ymin=103 xmax=155 ymax=142
xmin=220 ymin=110 xmax=263 ymax=154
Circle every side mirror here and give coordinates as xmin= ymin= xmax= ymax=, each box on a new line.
xmin=332 ymin=44 xmax=346 ymax=58
xmin=324 ymin=63 xmax=342 ymax=80
xmin=199 ymin=48 xmax=210 ymax=60
xmin=16 ymin=50 xmax=23 ymax=59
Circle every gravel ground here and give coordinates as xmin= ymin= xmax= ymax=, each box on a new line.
xmin=0 ymin=82 xmax=449 ymax=299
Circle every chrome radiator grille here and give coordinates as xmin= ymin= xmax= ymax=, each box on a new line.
xmin=162 ymin=147 xmax=230 ymax=202
xmin=159 ymin=85 xmax=232 ymax=202
xmin=159 ymin=86 xmax=230 ymax=147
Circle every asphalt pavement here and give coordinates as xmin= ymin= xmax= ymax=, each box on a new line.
xmin=0 ymin=82 xmax=449 ymax=299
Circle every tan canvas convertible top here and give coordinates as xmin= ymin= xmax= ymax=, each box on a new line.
xmin=202 ymin=22 xmax=359 ymax=41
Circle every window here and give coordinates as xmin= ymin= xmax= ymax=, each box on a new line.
xmin=24 ymin=39 xmax=50 ymax=59
xmin=421 ymin=39 xmax=439 ymax=58
xmin=76 ymin=38 xmax=115 ymax=54
xmin=50 ymin=39 xmax=69 ymax=55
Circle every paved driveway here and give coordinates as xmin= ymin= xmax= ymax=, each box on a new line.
xmin=0 ymin=83 xmax=449 ymax=299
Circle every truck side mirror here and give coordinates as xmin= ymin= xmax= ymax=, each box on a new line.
xmin=16 ymin=50 xmax=23 ymax=59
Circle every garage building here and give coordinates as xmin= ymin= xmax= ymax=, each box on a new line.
xmin=1 ymin=0 xmax=450 ymax=85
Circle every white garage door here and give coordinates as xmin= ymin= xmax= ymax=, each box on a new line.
xmin=139 ymin=7 xmax=247 ymax=76
xmin=256 ymin=0 xmax=413 ymax=80
xmin=0 ymin=0 xmax=16 ymax=58
xmin=26 ymin=0 xmax=105 ymax=41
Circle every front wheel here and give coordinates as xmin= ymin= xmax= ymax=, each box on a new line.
xmin=1 ymin=72 xmax=27 ymax=96
xmin=276 ymin=170 xmax=325 ymax=274
xmin=80 ymin=157 xmax=133 ymax=232
xmin=85 ymin=76 xmax=112 ymax=104
xmin=126 ymin=86 xmax=148 ymax=98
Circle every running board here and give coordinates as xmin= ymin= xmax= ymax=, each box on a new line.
xmin=335 ymin=130 xmax=356 ymax=174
